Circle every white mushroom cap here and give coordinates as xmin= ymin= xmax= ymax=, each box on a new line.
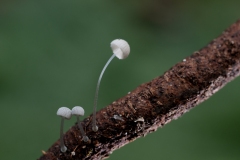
xmin=71 ymin=106 xmax=85 ymax=116
xmin=57 ymin=107 xmax=72 ymax=119
xmin=110 ymin=39 xmax=130 ymax=59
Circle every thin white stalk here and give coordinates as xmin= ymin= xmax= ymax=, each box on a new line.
xmin=77 ymin=116 xmax=89 ymax=142
xmin=60 ymin=118 xmax=67 ymax=152
xmin=92 ymin=54 xmax=115 ymax=132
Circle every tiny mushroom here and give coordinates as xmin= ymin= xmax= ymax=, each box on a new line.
xmin=71 ymin=106 xmax=89 ymax=142
xmin=56 ymin=107 xmax=72 ymax=152
xmin=110 ymin=39 xmax=130 ymax=59
xmin=92 ymin=39 xmax=130 ymax=132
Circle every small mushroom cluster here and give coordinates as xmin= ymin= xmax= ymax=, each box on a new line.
xmin=56 ymin=39 xmax=130 ymax=152
xmin=57 ymin=106 xmax=88 ymax=152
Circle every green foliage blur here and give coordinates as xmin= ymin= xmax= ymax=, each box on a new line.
xmin=0 ymin=0 xmax=240 ymax=159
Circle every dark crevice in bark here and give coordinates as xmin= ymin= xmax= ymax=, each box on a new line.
xmin=39 ymin=19 xmax=240 ymax=160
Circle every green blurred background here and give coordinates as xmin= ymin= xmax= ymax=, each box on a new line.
xmin=0 ymin=0 xmax=240 ymax=159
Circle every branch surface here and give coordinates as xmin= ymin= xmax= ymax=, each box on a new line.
xmin=39 ymin=20 xmax=240 ymax=160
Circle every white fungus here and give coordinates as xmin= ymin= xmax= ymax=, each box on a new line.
xmin=110 ymin=39 xmax=130 ymax=59
xmin=113 ymin=115 xmax=124 ymax=121
xmin=92 ymin=39 xmax=130 ymax=132
xmin=134 ymin=117 xmax=144 ymax=122
xmin=71 ymin=106 xmax=89 ymax=142
xmin=56 ymin=107 xmax=72 ymax=152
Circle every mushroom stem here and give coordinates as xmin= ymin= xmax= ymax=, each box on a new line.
xmin=60 ymin=117 xmax=67 ymax=152
xmin=92 ymin=54 xmax=115 ymax=132
xmin=77 ymin=116 xmax=89 ymax=142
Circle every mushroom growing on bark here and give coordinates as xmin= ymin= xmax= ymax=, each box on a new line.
xmin=92 ymin=39 xmax=130 ymax=132
xmin=71 ymin=106 xmax=89 ymax=142
xmin=56 ymin=107 xmax=72 ymax=152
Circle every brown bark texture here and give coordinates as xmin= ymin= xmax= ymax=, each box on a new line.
xmin=39 ymin=20 xmax=240 ymax=160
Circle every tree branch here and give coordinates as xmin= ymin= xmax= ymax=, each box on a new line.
xmin=38 ymin=20 xmax=240 ymax=160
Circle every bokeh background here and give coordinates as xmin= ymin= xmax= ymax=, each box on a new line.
xmin=0 ymin=0 xmax=240 ymax=159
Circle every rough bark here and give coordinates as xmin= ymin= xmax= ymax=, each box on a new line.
xmin=38 ymin=20 xmax=240 ymax=160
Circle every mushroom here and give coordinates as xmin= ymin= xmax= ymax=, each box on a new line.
xmin=92 ymin=39 xmax=130 ymax=132
xmin=110 ymin=39 xmax=130 ymax=59
xmin=71 ymin=106 xmax=89 ymax=142
xmin=56 ymin=107 xmax=72 ymax=152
